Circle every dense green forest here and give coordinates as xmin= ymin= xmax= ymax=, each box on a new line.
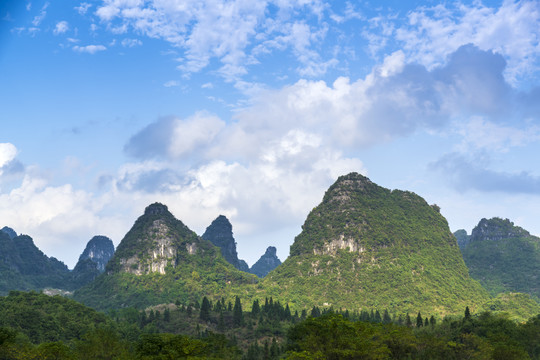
xmin=1 ymin=291 xmax=539 ymax=359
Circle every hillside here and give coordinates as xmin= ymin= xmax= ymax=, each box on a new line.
xmin=73 ymin=203 xmax=257 ymax=310
xmin=460 ymin=218 xmax=540 ymax=301
xmin=259 ymin=173 xmax=491 ymax=316
xmin=0 ymin=231 xmax=72 ymax=294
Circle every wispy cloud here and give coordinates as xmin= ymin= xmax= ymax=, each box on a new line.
xmin=73 ymin=44 xmax=106 ymax=54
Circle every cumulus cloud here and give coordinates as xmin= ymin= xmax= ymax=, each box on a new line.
xmin=75 ymin=2 xmax=92 ymax=15
xmin=430 ymin=153 xmax=540 ymax=194
xmin=73 ymin=44 xmax=106 ymax=54
xmin=53 ymin=21 xmax=69 ymax=35
xmin=124 ymin=113 xmax=226 ymax=160
xmin=121 ymin=38 xmax=142 ymax=47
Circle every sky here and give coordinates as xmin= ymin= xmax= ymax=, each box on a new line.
xmin=1 ymin=0 xmax=540 ymax=268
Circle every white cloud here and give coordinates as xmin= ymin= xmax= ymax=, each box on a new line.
xmin=455 ymin=117 xmax=540 ymax=153
xmin=94 ymin=0 xmax=334 ymax=81
xmin=0 ymin=143 xmax=17 ymax=170
xmin=75 ymin=2 xmax=92 ymax=15
xmin=31 ymin=2 xmax=49 ymax=27
xmin=73 ymin=44 xmax=107 ymax=54
xmin=53 ymin=21 xmax=69 ymax=35
xmin=121 ymin=38 xmax=142 ymax=47
xmin=163 ymin=80 xmax=179 ymax=87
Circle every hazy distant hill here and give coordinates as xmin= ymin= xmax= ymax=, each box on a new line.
xmin=460 ymin=218 xmax=540 ymax=300
xmin=74 ymin=203 xmax=257 ymax=309
xmin=259 ymin=173 xmax=491 ymax=315
xmin=249 ymin=246 xmax=281 ymax=277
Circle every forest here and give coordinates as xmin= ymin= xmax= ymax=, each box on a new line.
xmin=0 ymin=291 xmax=539 ymax=359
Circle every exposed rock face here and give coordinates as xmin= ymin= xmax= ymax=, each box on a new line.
xmin=1 ymin=226 xmax=17 ymax=240
xmin=202 ymin=215 xmax=248 ymax=271
xmin=77 ymin=235 xmax=115 ymax=272
xmin=250 ymin=246 xmax=282 ymax=277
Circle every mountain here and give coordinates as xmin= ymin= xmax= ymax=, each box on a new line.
xmin=249 ymin=246 xmax=282 ymax=277
xmin=73 ymin=203 xmax=257 ymax=310
xmin=454 ymin=229 xmax=471 ymax=250
xmin=460 ymin=218 xmax=540 ymax=300
xmin=70 ymin=236 xmax=115 ymax=288
xmin=0 ymin=231 xmax=71 ymax=294
xmin=258 ymin=173 xmax=491 ymax=315
xmin=202 ymin=215 xmax=249 ymax=272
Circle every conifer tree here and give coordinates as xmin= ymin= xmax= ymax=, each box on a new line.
xmin=464 ymin=306 xmax=471 ymax=320
xmin=429 ymin=315 xmax=436 ymax=327
xmin=416 ymin=312 xmax=423 ymax=327
xmin=406 ymin=313 xmax=412 ymax=327
xmin=233 ymin=296 xmax=243 ymax=326
xmin=383 ymin=309 xmax=392 ymax=324
xmin=251 ymin=299 xmax=260 ymax=317
xmin=200 ymin=296 xmax=211 ymax=322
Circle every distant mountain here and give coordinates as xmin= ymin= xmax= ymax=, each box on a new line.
xmin=71 ymin=236 xmax=115 ymax=288
xmin=259 ymin=173 xmax=491 ymax=315
xmin=74 ymin=203 xmax=257 ymax=310
xmin=0 ymin=231 xmax=71 ymax=294
xmin=460 ymin=218 xmax=540 ymax=300
xmin=249 ymin=246 xmax=281 ymax=277
xmin=202 ymin=215 xmax=249 ymax=272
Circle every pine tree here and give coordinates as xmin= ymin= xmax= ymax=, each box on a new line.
xmin=383 ymin=309 xmax=392 ymax=324
xmin=424 ymin=317 xmax=429 ymax=327
xmin=233 ymin=296 xmax=243 ymax=327
xmin=406 ymin=313 xmax=412 ymax=327
xmin=416 ymin=312 xmax=423 ymax=327
xmin=374 ymin=310 xmax=382 ymax=323
xmin=163 ymin=308 xmax=170 ymax=322
xmin=464 ymin=306 xmax=471 ymax=320
xmin=430 ymin=315 xmax=436 ymax=327
xmin=252 ymin=299 xmax=260 ymax=317
xmin=200 ymin=296 xmax=211 ymax=322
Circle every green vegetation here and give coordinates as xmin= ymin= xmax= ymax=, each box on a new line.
xmin=1 ymin=291 xmax=539 ymax=359
xmin=460 ymin=218 xmax=540 ymax=301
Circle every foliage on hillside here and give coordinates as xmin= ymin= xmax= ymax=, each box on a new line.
xmin=0 ymin=232 xmax=72 ymax=295
xmin=1 ymin=290 xmax=539 ymax=359
xmin=261 ymin=173 xmax=490 ymax=315
xmin=461 ymin=218 xmax=540 ymax=301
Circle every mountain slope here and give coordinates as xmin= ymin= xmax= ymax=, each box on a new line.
xmin=73 ymin=203 xmax=257 ymax=310
xmin=259 ymin=173 xmax=490 ymax=315
xmin=70 ymin=235 xmax=115 ymax=289
xmin=460 ymin=218 xmax=540 ymax=300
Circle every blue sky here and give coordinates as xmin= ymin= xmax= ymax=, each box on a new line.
xmin=1 ymin=0 xmax=540 ymax=268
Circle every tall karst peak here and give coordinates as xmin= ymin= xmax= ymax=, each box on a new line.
xmin=262 ymin=173 xmax=490 ymax=315
xmin=77 ymin=236 xmax=115 ymax=272
xmin=250 ymin=246 xmax=282 ymax=278
xmin=202 ymin=214 xmax=249 ymax=271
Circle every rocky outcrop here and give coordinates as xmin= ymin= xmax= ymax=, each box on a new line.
xmin=76 ymin=235 xmax=115 ymax=272
xmin=470 ymin=218 xmax=529 ymax=243
xmin=454 ymin=229 xmax=471 ymax=250
xmin=202 ymin=215 xmax=249 ymax=271
xmin=250 ymin=246 xmax=282 ymax=277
